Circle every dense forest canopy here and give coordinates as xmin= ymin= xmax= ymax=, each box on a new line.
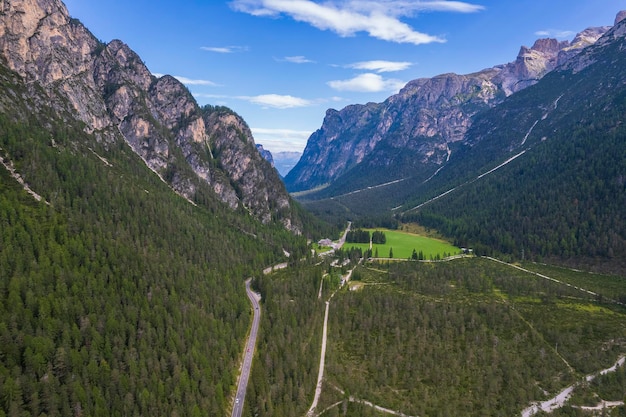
xmin=0 ymin=66 xmax=313 ymax=414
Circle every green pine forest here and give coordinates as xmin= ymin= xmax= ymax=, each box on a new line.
xmin=2 ymin=17 xmax=626 ymax=417
xmin=0 ymin=62 xmax=313 ymax=415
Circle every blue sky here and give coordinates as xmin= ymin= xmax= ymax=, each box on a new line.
xmin=63 ymin=0 xmax=625 ymax=153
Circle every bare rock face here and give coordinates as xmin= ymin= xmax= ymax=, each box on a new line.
xmin=0 ymin=0 xmax=111 ymax=132
xmin=497 ymin=38 xmax=570 ymax=94
xmin=0 ymin=0 xmax=300 ymax=231
xmin=557 ymin=27 xmax=611 ymax=66
xmin=285 ymin=18 xmax=613 ymax=193
xmin=206 ymin=110 xmax=291 ymax=225
xmin=559 ymin=11 xmax=626 ymax=74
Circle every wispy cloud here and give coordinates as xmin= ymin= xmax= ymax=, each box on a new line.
xmin=245 ymin=94 xmax=314 ymax=108
xmin=201 ymin=45 xmax=249 ymax=53
xmin=353 ymin=1 xmax=485 ymax=15
xmin=347 ymin=60 xmax=412 ymax=73
xmin=281 ymin=55 xmax=316 ymax=64
xmin=251 ymin=128 xmax=312 ymax=152
xmin=328 ymin=73 xmax=405 ymax=92
xmin=193 ymin=92 xmax=320 ymax=109
xmin=228 ymin=0 xmax=484 ymax=45
xmin=153 ymin=73 xmax=220 ymax=86
xmin=253 ymin=127 xmax=313 ymax=137
xmin=535 ymin=29 xmax=576 ymax=39
xmin=174 ymin=76 xmax=220 ymax=86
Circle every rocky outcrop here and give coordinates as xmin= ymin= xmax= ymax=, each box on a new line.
xmin=205 ymin=108 xmax=291 ymax=224
xmin=559 ymin=14 xmax=625 ymax=75
xmin=256 ymin=144 xmax=274 ymax=166
xmin=0 ymin=0 xmax=112 ymax=132
xmin=0 ymin=0 xmax=300 ymax=230
xmin=285 ymin=20 xmax=613 ymax=193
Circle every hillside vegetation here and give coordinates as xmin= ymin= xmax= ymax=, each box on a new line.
xmin=297 ymin=21 xmax=626 ymax=273
xmin=321 ymin=259 xmax=626 ymax=416
xmin=0 ymin=65 xmax=309 ymax=415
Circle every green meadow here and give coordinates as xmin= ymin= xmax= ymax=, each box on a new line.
xmin=345 ymin=228 xmax=462 ymax=259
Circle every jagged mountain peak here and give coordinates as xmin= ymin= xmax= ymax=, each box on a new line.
xmin=285 ymin=12 xmax=616 ymax=194
xmin=558 ymin=11 xmax=626 ymax=74
xmin=0 ymin=0 xmax=301 ymax=231
xmin=526 ymin=38 xmax=569 ymax=55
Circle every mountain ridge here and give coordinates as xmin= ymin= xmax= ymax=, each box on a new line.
xmin=300 ymin=12 xmax=626 ymax=270
xmin=285 ymin=19 xmax=612 ymax=194
xmin=0 ymin=0 xmax=300 ymax=231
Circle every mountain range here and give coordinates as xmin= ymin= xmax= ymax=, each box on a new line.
xmin=2 ymin=0 xmax=626 ymax=415
xmin=285 ymin=18 xmax=616 ymax=194
xmin=290 ymin=10 xmax=626 ymax=271
xmin=0 ymin=0 xmax=301 ymax=231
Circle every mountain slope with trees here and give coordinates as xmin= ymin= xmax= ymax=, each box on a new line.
xmin=0 ymin=53 xmax=313 ymax=414
xmin=0 ymin=0 xmax=301 ymax=230
xmin=297 ymin=12 xmax=626 ymax=272
xmin=401 ymin=15 xmax=626 ymax=271
xmin=0 ymin=1 xmax=333 ymax=415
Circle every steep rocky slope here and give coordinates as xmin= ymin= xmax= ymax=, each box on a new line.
xmin=0 ymin=0 xmax=299 ymax=230
xmin=285 ymin=21 xmax=611 ymax=193
xmin=400 ymin=12 xmax=626 ymax=269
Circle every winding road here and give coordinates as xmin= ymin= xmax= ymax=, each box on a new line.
xmin=231 ymin=279 xmax=261 ymax=417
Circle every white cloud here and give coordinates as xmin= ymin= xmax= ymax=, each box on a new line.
xmin=350 ymin=1 xmax=485 ymax=15
xmin=201 ymin=45 xmax=248 ymax=53
xmin=173 ymin=76 xmax=220 ymax=86
xmin=535 ymin=29 xmax=576 ymax=39
xmin=230 ymin=0 xmax=459 ymax=45
xmin=253 ymin=127 xmax=313 ymax=138
xmin=153 ymin=73 xmax=220 ymax=86
xmin=327 ymin=73 xmax=405 ymax=92
xmin=193 ymin=93 xmax=325 ymax=109
xmin=347 ymin=60 xmax=412 ymax=73
xmin=252 ymin=128 xmax=312 ymax=152
xmin=246 ymin=94 xmax=314 ymax=108
xmin=282 ymin=55 xmax=316 ymax=64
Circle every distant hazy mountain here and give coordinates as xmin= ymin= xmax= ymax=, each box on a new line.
xmin=256 ymin=144 xmax=274 ymax=166
xmin=285 ymin=21 xmax=611 ymax=194
xmin=255 ymin=145 xmax=302 ymax=177
xmin=273 ymin=151 xmax=302 ymax=177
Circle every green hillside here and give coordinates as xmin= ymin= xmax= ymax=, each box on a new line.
xmin=298 ymin=23 xmax=626 ymax=273
xmin=247 ymin=258 xmax=626 ymax=416
xmin=402 ymin=36 xmax=626 ymax=272
xmin=0 ymin=64 xmax=308 ymax=415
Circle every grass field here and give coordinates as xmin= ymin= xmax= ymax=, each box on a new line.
xmin=344 ymin=228 xmax=461 ymax=260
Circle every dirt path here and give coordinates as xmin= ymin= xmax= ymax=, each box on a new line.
xmin=485 ymin=257 xmax=624 ymax=306
xmin=320 ymin=385 xmax=419 ymax=417
xmin=306 ymin=300 xmax=331 ymax=416
xmin=521 ymin=356 xmax=625 ymax=416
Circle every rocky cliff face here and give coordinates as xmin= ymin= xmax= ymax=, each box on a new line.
xmin=0 ymin=0 xmax=299 ymax=230
xmin=285 ymin=21 xmax=611 ymax=193
xmin=256 ymin=144 xmax=274 ymax=166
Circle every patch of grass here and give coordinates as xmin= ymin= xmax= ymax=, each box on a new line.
xmin=312 ymin=242 xmax=333 ymax=254
xmin=345 ymin=228 xmax=461 ymax=259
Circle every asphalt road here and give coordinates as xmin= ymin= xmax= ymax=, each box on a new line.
xmin=231 ymin=279 xmax=261 ymax=417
